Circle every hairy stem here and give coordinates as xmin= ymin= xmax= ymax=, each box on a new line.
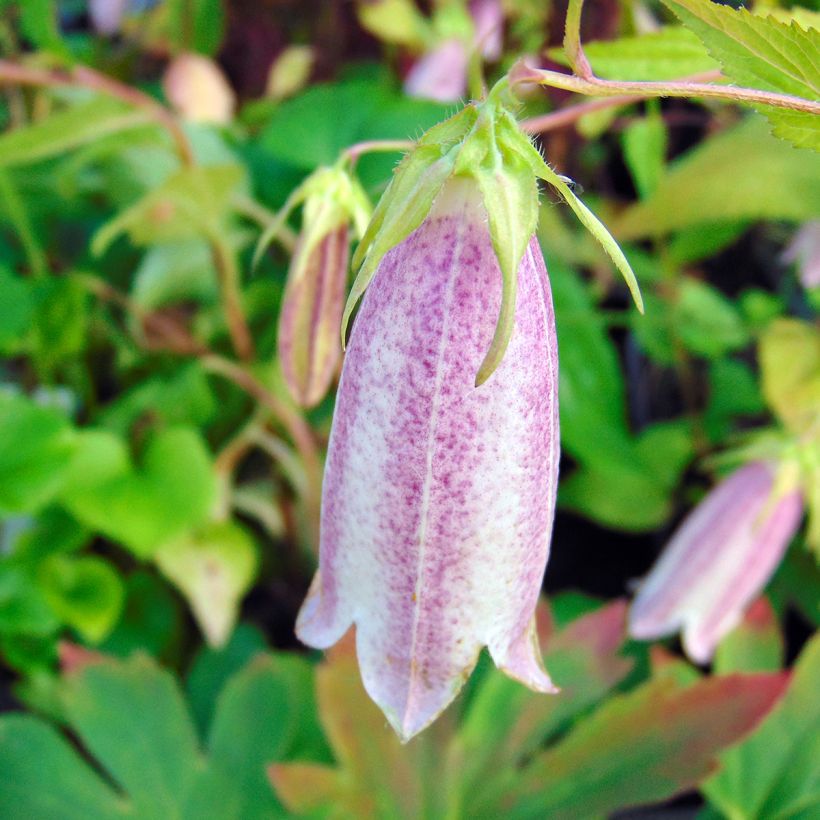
xmin=513 ymin=63 xmax=820 ymax=116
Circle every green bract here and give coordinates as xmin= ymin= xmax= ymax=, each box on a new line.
xmin=344 ymin=80 xmax=643 ymax=386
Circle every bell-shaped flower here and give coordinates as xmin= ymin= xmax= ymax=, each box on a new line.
xmin=296 ymin=177 xmax=560 ymax=741
xmin=296 ymin=84 xmax=642 ymax=740
xmin=629 ymin=460 xmax=804 ymax=664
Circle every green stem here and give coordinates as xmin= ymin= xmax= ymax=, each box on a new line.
xmin=205 ymin=227 xmax=255 ymax=362
xmin=342 ymin=139 xmax=416 ymax=166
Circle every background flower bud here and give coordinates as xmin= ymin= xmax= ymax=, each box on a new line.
xmin=162 ymin=53 xmax=235 ymax=125
xmin=629 ymin=461 xmax=804 ymax=663
xmin=278 ymin=222 xmax=349 ymax=408
xmin=296 ymin=179 xmax=560 ymax=741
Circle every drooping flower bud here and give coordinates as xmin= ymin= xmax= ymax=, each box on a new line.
xmin=262 ymin=167 xmax=371 ymax=408
xmin=296 ymin=85 xmax=642 ymax=740
xmin=629 ymin=461 xmax=804 ymax=664
xmin=297 ymin=177 xmax=559 ymax=740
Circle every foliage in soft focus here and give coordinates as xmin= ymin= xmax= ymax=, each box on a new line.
xmin=0 ymin=0 xmax=818 ymax=817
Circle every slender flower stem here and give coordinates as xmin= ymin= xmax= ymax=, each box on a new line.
xmin=513 ymin=62 xmax=820 ymax=116
xmin=204 ymin=227 xmax=255 ymax=362
xmin=521 ymin=71 xmax=723 ymax=134
xmin=233 ymin=194 xmax=298 ymax=253
xmin=342 ymin=139 xmax=416 ymax=166
xmin=201 ymin=355 xmax=323 ymax=550
xmin=0 ymin=59 xmax=196 ymax=165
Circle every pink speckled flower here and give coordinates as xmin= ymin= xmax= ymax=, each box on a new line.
xmin=629 ymin=461 xmax=804 ymax=664
xmin=296 ymin=179 xmax=560 ymax=740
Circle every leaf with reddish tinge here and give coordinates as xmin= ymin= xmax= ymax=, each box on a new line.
xmin=453 ymin=600 xmax=633 ymax=814
xmin=272 ymin=601 xmax=634 ymax=818
xmin=704 ymin=634 xmax=820 ymax=820
xmin=269 ymin=634 xmax=453 ymax=819
xmin=492 ymin=670 xmax=789 ymax=819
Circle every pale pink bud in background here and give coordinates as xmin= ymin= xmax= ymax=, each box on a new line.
xmin=89 ymin=0 xmax=128 ymax=36
xmin=404 ymin=0 xmax=502 ymax=101
xmin=471 ymin=0 xmax=503 ymax=60
xmin=629 ymin=461 xmax=804 ymax=664
xmin=296 ymin=179 xmax=560 ymax=741
xmin=404 ymin=39 xmax=470 ymax=102
xmin=162 ymin=53 xmax=235 ymax=125
xmin=278 ymin=225 xmax=349 ymax=408
xmin=782 ymin=221 xmax=820 ymax=289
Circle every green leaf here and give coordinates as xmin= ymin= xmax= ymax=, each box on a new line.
xmin=0 ymin=268 xmax=34 ymax=352
xmin=675 ymin=278 xmax=749 ymax=358
xmin=621 ymin=111 xmax=667 ymax=199
xmin=207 ymin=654 xmax=330 ymax=817
xmin=97 ymin=363 xmax=217 ymax=436
xmin=662 ymin=0 xmax=820 ymax=150
xmin=63 ymin=655 xmax=202 ymax=818
xmin=615 ymin=117 xmax=820 ymax=239
xmin=59 ymin=427 xmax=217 ymax=557
xmin=0 ymin=715 xmax=125 ymax=820
xmin=705 ymin=358 xmax=765 ymax=441
xmin=18 ymin=0 xmax=69 ymax=57
xmin=92 ymin=164 xmax=244 ymax=254
xmin=0 ymin=98 xmax=149 ymax=170
xmin=549 ymin=26 xmax=719 ymax=81
xmin=154 ymin=522 xmax=258 ymax=647
xmin=704 ymin=635 xmax=820 ymax=820
xmin=547 ymin=260 xmax=634 ymax=466
xmin=166 ymin=0 xmax=226 ymax=55
xmin=131 ymin=239 xmax=220 ymax=309
xmin=559 ymin=419 xmax=693 ymax=532
xmin=0 ymin=651 xmax=327 ymax=819
xmin=758 ymin=318 xmax=820 ymax=434
xmin=0 ymin=564 xmax=60 ymax=637
xmin=38 ymin=556 xmax=124 ymax=644
xmin=29 ymin=275 xmax=89 ymax=379
xmin=257 ymin=76 xmax=446 ymax=174
xmin=186 ymin=623 xmax=268 ymax=732
xmin=102 ymin=570 xmax=183 ymax=660
xmin=714 ymin=597 xmax=783 ymax=675
xmin=497 ymin=671 xmax=788 ymax=819
xmin=455 ymin=602 xmax=634 ymax=815
xmin=0 ymin=392 xmax=76 ymax=515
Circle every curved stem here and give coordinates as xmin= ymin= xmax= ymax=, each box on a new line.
xmin=513 ymin=63 xmax=820 ymax=115
xmin=521 ymin=70 xmax=723 ymax=134
xmin=200 ymin=355 xmax=323 ymax=551
xmin=204 ymin=227 xmax=255 ymax=362
xmin=342 ymin=139 xmax=416 ymax=166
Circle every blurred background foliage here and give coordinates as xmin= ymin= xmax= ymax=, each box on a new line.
xmin=0 ymin=0 xmax=818 ymax=817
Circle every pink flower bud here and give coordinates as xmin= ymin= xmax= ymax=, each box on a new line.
xmin=162 ymin=53 xmax=235 ymax=125
xmin=629 ymin=461 xmax=803 ymax=664
xmin=296 ymin=179 xmax=560 ymax=741
xmin=404 ymin=39 xmax=470 ymax=102
xmin=278 ymin=226 xmax=349 ymax=408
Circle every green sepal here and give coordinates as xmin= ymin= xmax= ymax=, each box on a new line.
xmin=466 ymin=117 xmax=539 ymax=386
xmin=252 ymin=165 xmax=370 ymax=270
xmin=500 ymin=110 xmax=644 ymax=314
xmin=342 ymin=106 xmax=480 ymax=346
